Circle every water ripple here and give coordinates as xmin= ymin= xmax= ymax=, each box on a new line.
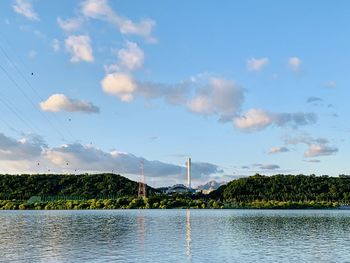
xmin=1 ymin=210 xmax=350 ymax=262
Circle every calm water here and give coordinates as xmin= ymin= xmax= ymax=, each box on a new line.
xmin=1 ymin=209 xmax=350 ymax=263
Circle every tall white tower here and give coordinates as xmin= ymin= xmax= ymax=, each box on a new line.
xmin=187 ymin=157 xmax=191 ymax=189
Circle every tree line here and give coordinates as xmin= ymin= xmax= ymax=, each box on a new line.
xmin=211 ymin=174 xmax=350 ymax=203
xmin=1 ymin=173 xmax=349 ymax=209
xmin=0 ymin=173 xmax=149 ymax=199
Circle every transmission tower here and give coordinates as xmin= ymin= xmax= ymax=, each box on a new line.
xmin=138 ymin=161 xmax=147 ymax=198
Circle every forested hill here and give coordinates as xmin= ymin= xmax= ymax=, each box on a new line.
xmin=0 ymin=173 xmax=152 ymax=199
xmin=210 ymin=174 xmax=350 ymax=202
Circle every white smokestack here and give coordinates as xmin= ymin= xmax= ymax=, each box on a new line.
xmin=187 ymin=157 xmax=191 ymax=189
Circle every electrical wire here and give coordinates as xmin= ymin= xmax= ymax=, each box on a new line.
xmin=0 ymin=44 xmax=77 ymax=141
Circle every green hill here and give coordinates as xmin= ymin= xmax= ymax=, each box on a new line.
xmin=210 ymin=174 xmax=350 ymax=203
xmin=0 ymin=173 xmax=153 ymax=200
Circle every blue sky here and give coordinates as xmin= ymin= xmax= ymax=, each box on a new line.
xmin=0 ymin=0 xmax=349 ymax=187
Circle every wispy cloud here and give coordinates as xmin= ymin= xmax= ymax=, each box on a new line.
xmin=324 ymin=80 xmax=336 ymax=89
xmin=268 ymin=146 xmax=289 ymax=154
xmin=52 ymin=39 xmax=60 ymax=52
xmin=57 ymin=17 xmax=83 ymax=33
xmin=28 ymin=50 xmax=37 ymax=59
xmin=288 ymin=57 xmax=302 ymax=71
xmin=117 ymin=41 xmax=144 ymax=71
xmin=186 ymin=77 xmax=244 ymax=120
xmin=246 ymin=57 xmax=269 ymax=71
xmin=81 ymin=0 xmax=156 ymax=43
xmin=304 ymin=144 xmax=338 ymax=158
xmin=12 ymin=0 xmax=39 ymax=21
xmin=245 ymin=163 xmax=281 ymax=170
xmin=306 ymin=96 xmax=323 ymax=104
xmin=284 ymin=133 xmax=338 ymax=158
xmin=65 ymin=35 xmax=94 ymax=63
xmin=101 ymin=73 xmax=245 ymax=122
xmin=304 ymin=159 xmax=321 ymax=163
xmin=233 ymin=108 xmax=317 ymax=132
xmin=259 ymin=164 xmax=280 ymax=170
xmin=105 ymin=41 xmax=145 ymax=73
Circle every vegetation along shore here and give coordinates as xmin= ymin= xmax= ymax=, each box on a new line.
xmin=0 ymin=173 xmax=349 ymax=210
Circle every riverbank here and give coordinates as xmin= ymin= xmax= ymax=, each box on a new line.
xmin=0 ymin=199 xmax=340 ymax=210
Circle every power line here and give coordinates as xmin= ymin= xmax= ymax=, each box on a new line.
xmin=0 ymin=37 xmax=76 ymax=142
xmin=0 ymin=92 xmax=38 ymax=133
xmin=0 ymin=32 xmax=33 ymax=79
xmin=0 ymin=33 xmax=90 ymax=174
xmin=0 ymin=63 xmax=67 ymax=141
xmin=1 ymin=45 xmax=77 ymax=141
xmin=0 ymin=114 xmax=14 ymax=131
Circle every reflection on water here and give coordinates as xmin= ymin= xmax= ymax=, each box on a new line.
xmin=137 ymin=211 xmax=145 ymax=250
xmin=1 ymin=210 xmax=350 ymax=262
xmin=186 ymin=209 xmax=192 ymax=261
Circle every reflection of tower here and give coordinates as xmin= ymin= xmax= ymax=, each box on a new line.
xmin=187 ymin=158 xmax=191 ymax=189
xmin=186 ymin=209 xmax=192 ymax=260
xmin=137 ymin=211 xmax=145 ymax=249
xmin=138 ymin=161 xmax=147 ymax=198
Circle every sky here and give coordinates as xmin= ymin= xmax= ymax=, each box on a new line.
xmin=0 ymin=0 xmax=349 ymax=187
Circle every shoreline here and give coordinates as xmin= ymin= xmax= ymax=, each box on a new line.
xmin=0 ymin=199 xmax=342 ymax=210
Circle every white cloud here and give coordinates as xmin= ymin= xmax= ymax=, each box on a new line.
xmin=100 ymin=69 xmax=315 ymax=132
xmin=288 ymin=57 xmax=302 ymax=71
xmin=118 ymin=41 xmax=144 ymax=71
xmin=304 ymin=144 xmax=338 ymax=157
xmin=247 ymin=57 xmax=269 ymax=71
xmin=46 ymin=143 xmax=222 ymax=180
xmin=52 ymin=39 xmax=60 ymax=52
xmin=101 ymin=74 xmax=245 ymax=122
xmin=187 ymin=96 xmax=213 ymax=115
xmin=234 ymin=109 xmax=274 ymax=132
xmin=0 ymin=133 xmax=45 ymax=161
xmin=100 ymin=72 xmax=246 ymax=123
xmin=101 ymin=72 xmax=190 ymax=104
xmin=65 ymin=35 xmax=94 ymax=63
xmin=284 ymin=133 xmax=338 ymax=158
xmin=40 ymin=94 xmax=99 ymax=114
xmin=234 ymin=109 xmax=317 ymax=132
xmin=105 ymin=41 xmax=144 ymax=73
xmin=187 ymin=77 xmax=245 ymax=120
xmin=12 ymin=0 xmax=39 ymax=21
xmin=81 ymin=0 xmax=156 ymax=42
xmin=101 ymin=72 xmax=136 ymax=102
xmin=80 ymin=0 xmax=112 ymax=19
xmin=57 ymin=17 xmax=83 ymax=33
xmin=268 ymin=146 xmax=289 ymax=154
xmin=0 ymin=133 xmax=222 ymax=186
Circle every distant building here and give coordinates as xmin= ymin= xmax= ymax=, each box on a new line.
xmin=160 ymin=157 xmax=195 ymax=195
xmin=166 ymin=184 xmax=194 ymax=194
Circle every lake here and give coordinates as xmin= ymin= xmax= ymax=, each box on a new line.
xmin=1 ymin=209 xmax=350 ymax=262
